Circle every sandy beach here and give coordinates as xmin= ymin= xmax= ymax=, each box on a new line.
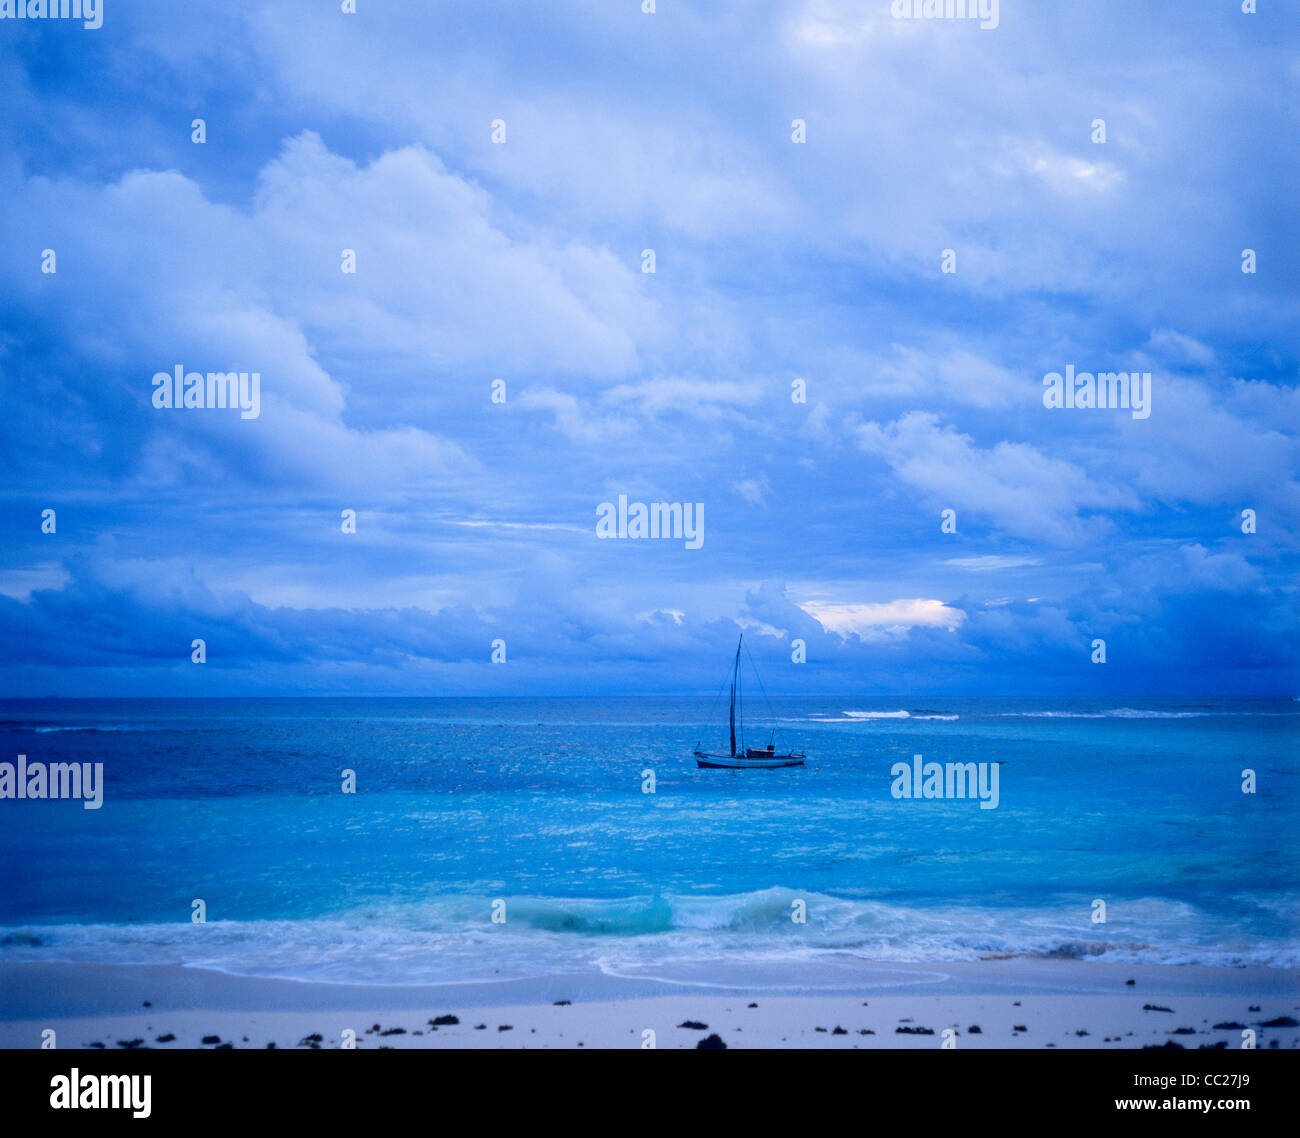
xmin=3 ymin=960 xmax=1296 ymax=1050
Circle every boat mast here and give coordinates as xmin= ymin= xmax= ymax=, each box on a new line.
xmin=729 ymin=634 xmax=742 ymax=757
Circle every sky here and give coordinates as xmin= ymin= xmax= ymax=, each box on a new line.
xmin=0 ymin=0 xmax=1296 ymax=698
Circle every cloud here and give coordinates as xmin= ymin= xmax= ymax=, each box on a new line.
xmin=1145 ymin=329 xmax=1216 ymax=368
xmin=517 ymin=387 xmax=634 ymax=444
xmin=604 ymin=378 xmax=763 ymax=420
xmin=0 ymin=1 xmax=1294 ymax=697
xmin=733 ymin=477 xmax=770 ymax=506
xmin=1104 ymin=374 xmax=1300 ymax=524
xmin=856 ymin=412 xmax=1138 ymax=543
xmin=944 ymin=556 xmax=1042 ymax=571
xmin=999 ymin=141 xmax=1125 ymax=196
xmin=0 ymin=131 xmax=661 ymax=498
xmin=868 ymin=345 xmax=1025 ymax=409
xmin=799 ymin=598 xmax=967 ymax=638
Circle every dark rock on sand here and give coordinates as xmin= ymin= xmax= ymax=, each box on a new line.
xmin=678 ymin=1020 xmax=708 ymax=1030
xmin=858 ymin=1029 xmax=874 ymax=1035
xmin=1248 ymin=1005 xmax=1260 ymax=1012
xmin=155 ymin=1034 xmax=176 ymax=1043
xmin=748 ymin=1003 xmax=758 ymax=1008
xmin=474 ymin=1024 xmax=486 ymax=1030
xmin=1259 ymin=1016 xmax=1300 ymax=1027
xmin=498 ymin=1025 xmax=513 ymax=1032
xmin=696 ymin=1034 xmax=727 ymax=1049
xmin=1142 ymin=1004 xmax=1173 ymax=1012
xmin=201 ymin=1035 xmax=221 ymax=1045
xmin=379 ymin=1027 xmax=406 ymax=1036
xmin=297 ymin=1033 xmax=323 ymax=1046
xmin=553 ymin=1000 xmax=571 ymax=1006
xmin=1125 ymin=979 xmax=1135 ymax=986
xmin=216 ymin=1042 xmax=233 ymax=1049
xmin=87 ymin=1042 xmax=105 ymax=1049
xmin=814 ymin=1027 xmax=827 ymax=1033
xmin=116 ymin=1039 xmax=144 ymax=1049
xmin=895 ymin=1026 xmax=935 ymax=1035
xmin=429 ymin=1015 xmax=459 ymax=1026
xmin=1199 ymin=1041 xmax=1228 ymax=1049
xmin=1213 ymin=1021 xmax=1245 ymax=1029
xmin=143 ymin=1001 xmax=151 ymax=1008
xmin=1170 ymin=1027 xmax=1195 ymax=1035
xmin=832 ymin=1026 xmax=848 ymax=1035
xmin=968 ymin=1025 xmax=982 ymax=1034
xmin=1012 ymin=1025 xmax=1027 ymax=1032
xmin=1143 ymin=1040 xmax=1185 ymax=1049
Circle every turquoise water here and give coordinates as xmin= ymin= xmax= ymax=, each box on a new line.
xmin=0 ymin=697 xmax=1296 ymax=989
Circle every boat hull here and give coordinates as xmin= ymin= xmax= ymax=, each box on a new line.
xmin=694 ymin=750 xmax=805 ymax=769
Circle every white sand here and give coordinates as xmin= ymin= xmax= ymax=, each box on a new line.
xmin=2 ymin=960 xmax=1296 ymax=1049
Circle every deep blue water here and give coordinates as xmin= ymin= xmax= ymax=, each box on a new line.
xmin=0 ymin=697 xmax=1296 ymax=988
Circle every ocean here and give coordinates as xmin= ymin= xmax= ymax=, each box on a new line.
xmin=1 ymin=697 xmax=1296 ymax=993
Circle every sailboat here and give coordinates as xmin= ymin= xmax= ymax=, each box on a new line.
xmin=694 ymin=634 xmax=805 ymax=768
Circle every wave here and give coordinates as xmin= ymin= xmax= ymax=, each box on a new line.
xmin=5 ymin=705 xmax=1292 ymax=735
xmin=0 ymin=722 xmax=150 ymax=733
xmin=795 ymin=710 xmax=961 ymax=723
xmin=30 ymin=725 xmax=144 ymax=733
xmin=2 ymin=888 xmax=1294 ymax=985
xmin=797 ymin=707 xmax=1296 ymax=724
xmin=997 ymin=708 xmax=1298 ymax=719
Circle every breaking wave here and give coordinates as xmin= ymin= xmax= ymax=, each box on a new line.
xmin=1 ymin=888 xmax=1293 ymax=987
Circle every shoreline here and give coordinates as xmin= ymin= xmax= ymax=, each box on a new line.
xmin=3 ymin=959 xmax=1296 ymax=1049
